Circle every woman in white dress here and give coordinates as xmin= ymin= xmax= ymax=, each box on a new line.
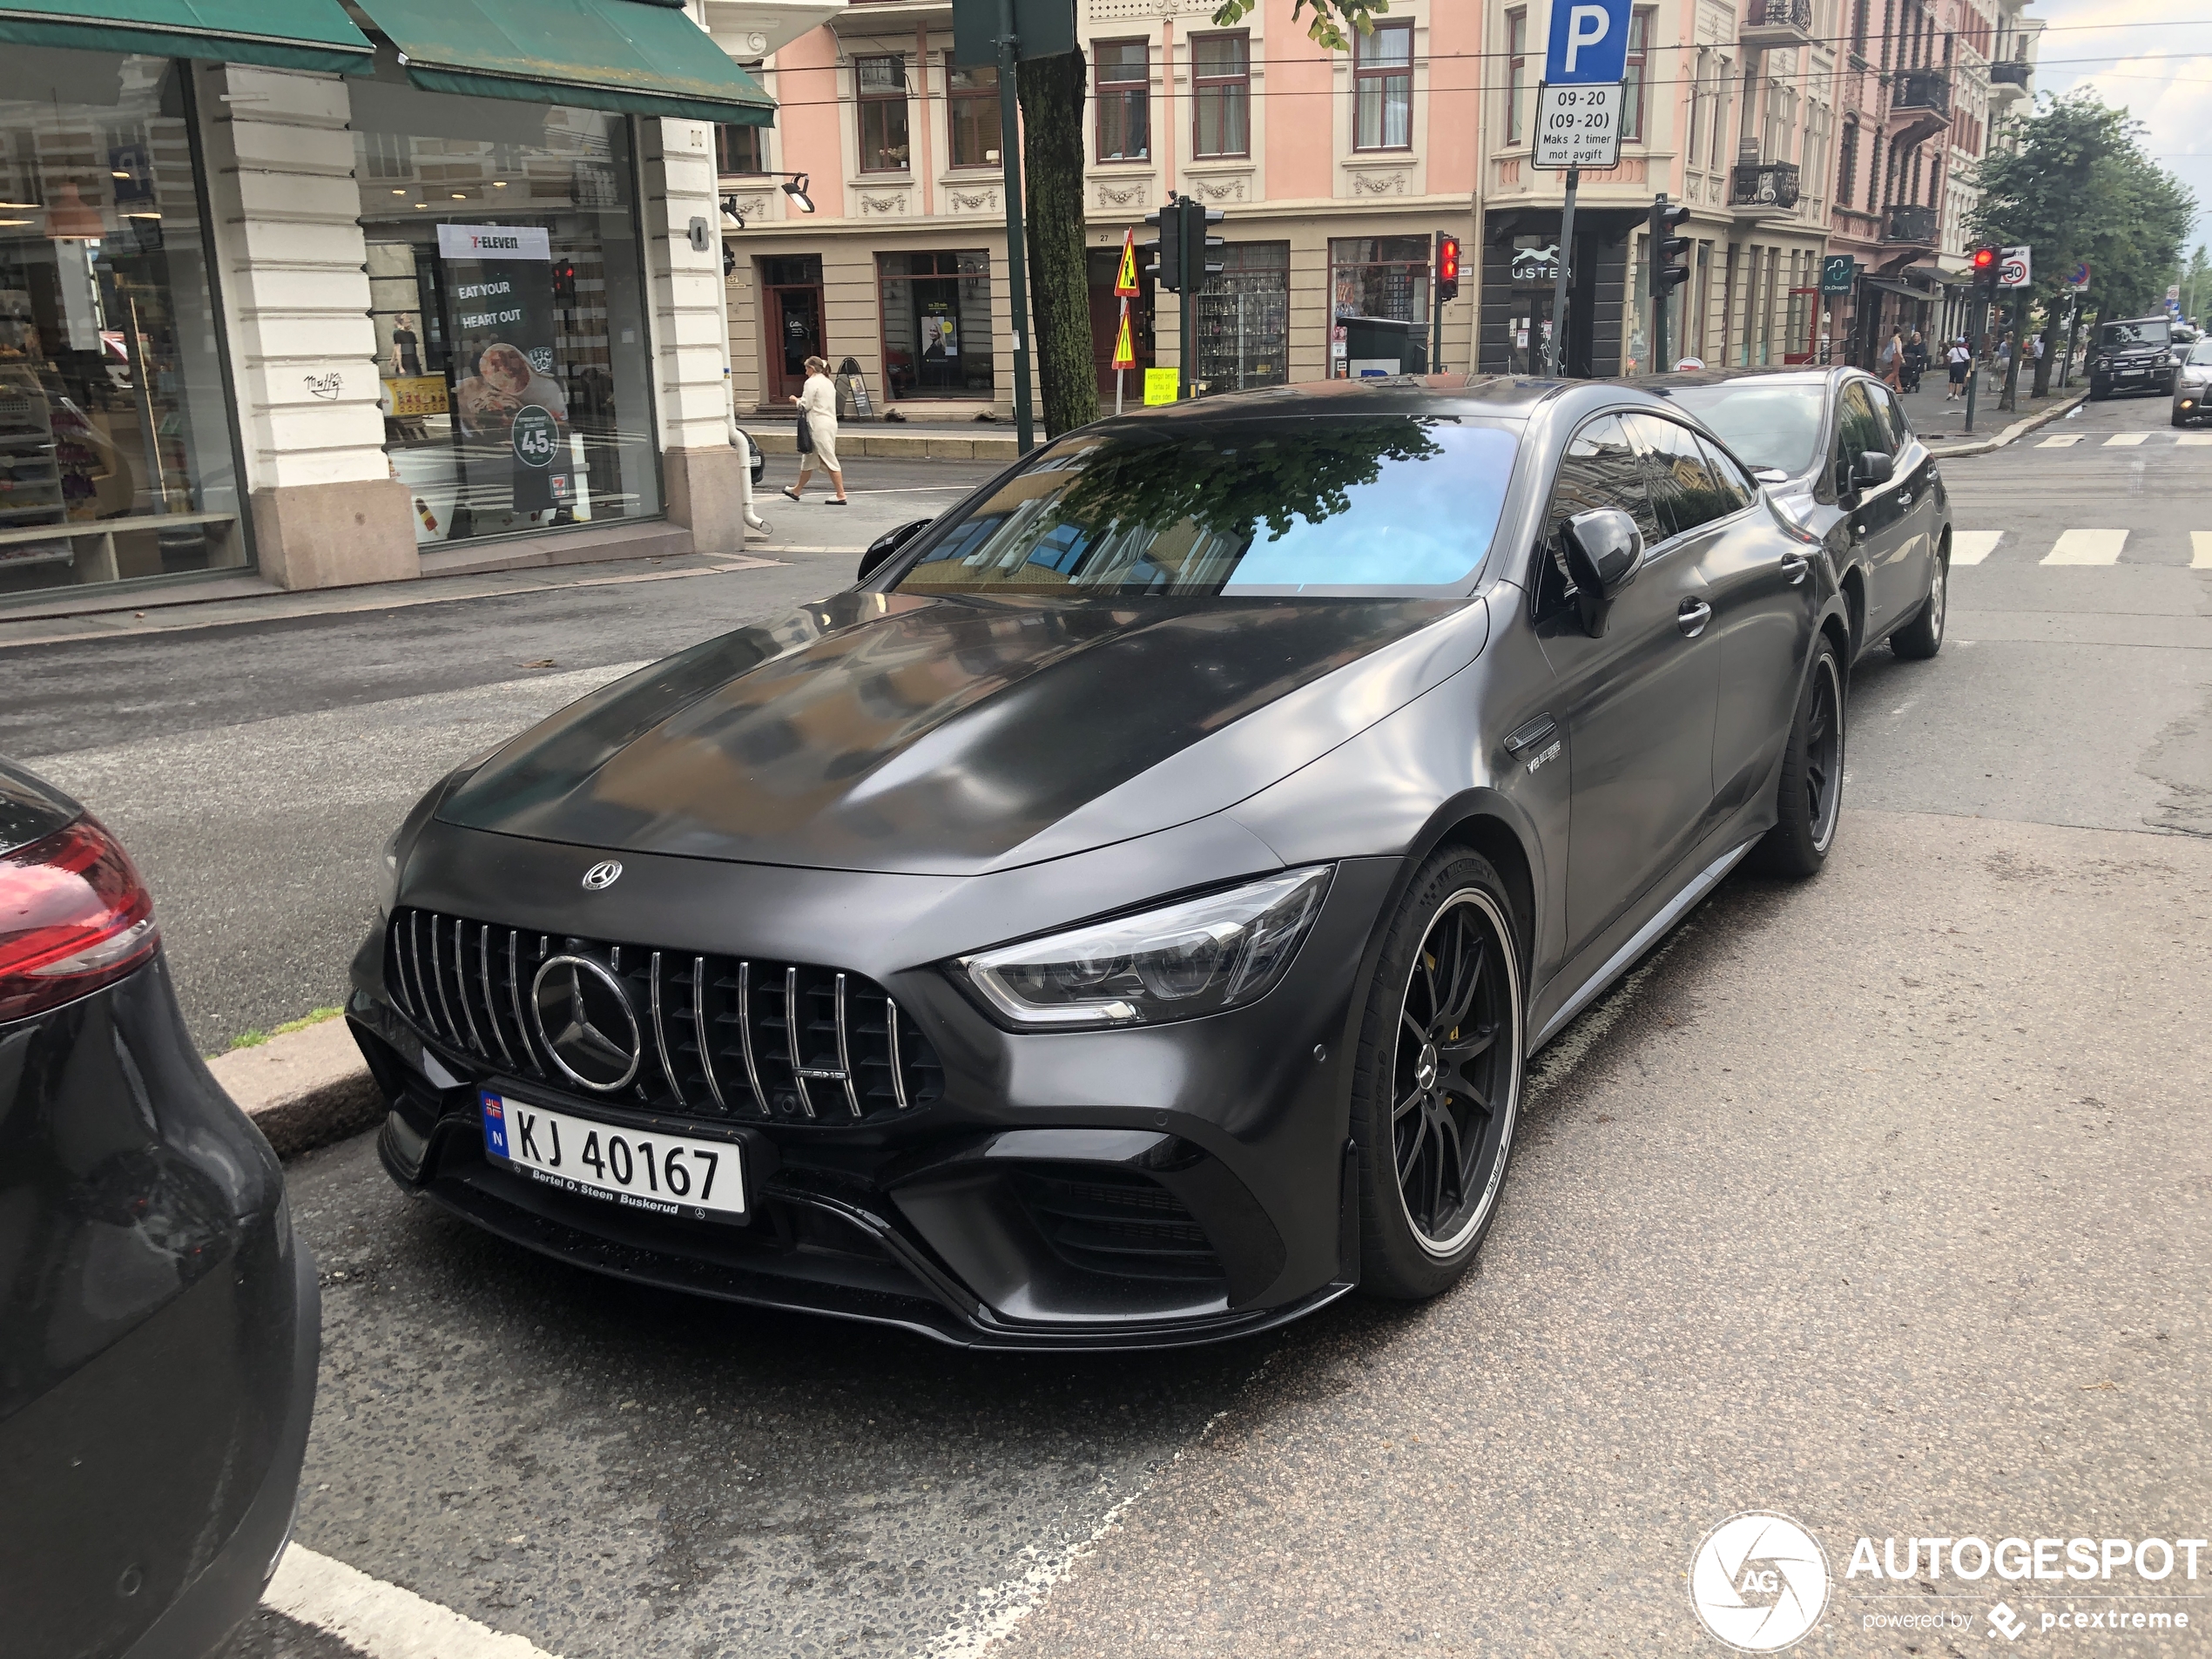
xmin=783 ymin=355 xmax=848 ymax=505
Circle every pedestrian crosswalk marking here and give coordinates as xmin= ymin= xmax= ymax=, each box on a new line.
xmin=1951 ymin=531 xmax=2004 ymax=565
xmin=2104 ymin=433 xmax=2148 ymax=447
xmin=2194 ymin=532 xmax=2212 ymax=570
xmin=2039 ymin=434 xmax=2083 ymax=448
xmin=2177 ymin=435 xmax=2212 ymax=447
xmin=2042 ymin=529 xmax=2128 ymax=566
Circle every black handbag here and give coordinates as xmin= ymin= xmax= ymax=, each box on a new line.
xmin=796 ymin=412 xmax=815 ymax=455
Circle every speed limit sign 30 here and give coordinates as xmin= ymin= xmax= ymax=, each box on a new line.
xmin=1999 ymin=246 xmax=2032 ymax=288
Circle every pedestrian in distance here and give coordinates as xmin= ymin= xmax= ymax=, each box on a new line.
xmin=783 ymin=355 xmax=848 ymax=506
xmin=1946 ymin=336 xmax=1971 ymax=399
xmin=1904 ymin=331 xmax=1928 ymax=394
xmin=1878 ymin=328 xmax=1905 ymax=392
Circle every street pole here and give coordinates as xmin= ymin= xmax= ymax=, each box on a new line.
xmin=1649 ymin=198 xmax=1669 ymax=382
xmin=1430 ymin=273 xmax=1443 ymax=374
xmin=1177 ymin=192 xmax=1195 ymax=401
xmin=1548 ymin=167 xmax=1578 ymax=377
xmin=1115 ymin=297 xmax=1126 ymax=417
xmin=2000 ymin=300 xmax=2022 ymax=413
xmin=995 ymin=0 xmax=1035 ymax=454
xmin=2061 ymin=295 xmax=2081 ymax=389
xmin=1963 ymin=295 xmax=1982 ymax=435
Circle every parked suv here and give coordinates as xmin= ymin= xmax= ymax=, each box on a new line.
xmin=2089 ymin=316 xmax=2176 ymax=401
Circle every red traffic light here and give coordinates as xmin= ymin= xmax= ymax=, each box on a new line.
xmin=1972 ymin=246 xmax=1997 ymax=272
xmin=1435 ymin=233 xmax=1461 ymax=303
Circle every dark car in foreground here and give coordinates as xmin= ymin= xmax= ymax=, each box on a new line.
xmin=2090 ymin=316 xmax=2177 ymax=401
xmin=0 ymin=759 xmax=318 ymax=1656
xmin=353 ymin=376 xmax=1851 ymax=1351
xmin=1649 ymin=365 xmax=1950 ymax=664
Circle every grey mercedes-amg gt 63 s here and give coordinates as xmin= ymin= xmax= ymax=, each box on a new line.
xmin=353 ymin=375 xmax=1851 ymax=1350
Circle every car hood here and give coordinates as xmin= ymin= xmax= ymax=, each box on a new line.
xmin=436 ymin=589 xmax=1485 ymax=876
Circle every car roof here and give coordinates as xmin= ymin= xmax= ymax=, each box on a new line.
xmin=1637 ymin=365 xmax=1855 ymax=390
xmin=1084 ymin=372 xmax=1691 ymax=433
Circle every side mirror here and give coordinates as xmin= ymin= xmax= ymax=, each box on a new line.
xmin=1850 ymin=450 xmax=1895 ymax=492
xmin=1561 ymin=508 xmax=1644 ymax=637
xmin=858 ymin=519 xmax=930 ymax=583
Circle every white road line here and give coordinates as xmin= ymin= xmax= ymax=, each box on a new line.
xmin=264 ymin=1545 xmax=562 ymax=1659
xmin=2039 ymin=434 xmax=2083 ymax=448
xmin=1951 ymin=531 xmax=2004 ymax=565
xmin=2103 ymin=432 xmax=2149 ymax=447
xmin=2042 ymin=529 xmax=2129 ymax=566
xmin=2193 ymin=532 xmax=2212 ymax=570
xmin=2176 ymin=434 xmax=2212 ymax=447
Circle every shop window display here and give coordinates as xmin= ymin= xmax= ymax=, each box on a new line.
xmin=352 ymin=56 xmax=660 ymax=549
xmin=0 ymin=49 xmax=245 ymax=598
xmin=878 ymin=252 xmax=993 ymax=400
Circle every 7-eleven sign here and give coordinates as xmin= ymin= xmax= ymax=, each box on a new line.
xmin=1115 ymin=228 xmax=1140 ymax=298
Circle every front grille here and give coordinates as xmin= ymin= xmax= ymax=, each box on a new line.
xmin=385 ymin=907 xmax=943 ymax=1125
xmin=1017 ymin=1168 xmax=1225 ymax=1285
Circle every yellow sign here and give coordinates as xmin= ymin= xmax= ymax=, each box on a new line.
xmin=384 ymin=374 xmax=449 ymax=419
xmin=1143 ymin=368 xmax=1178 ymax=406
xmin=1111 ymin=304 xmax=1136 ymax=369
xmin=1115 ymin=229 xmax=1140 ymax=298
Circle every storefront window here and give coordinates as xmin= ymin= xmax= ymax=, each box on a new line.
xmin=0 ymin=49 xmax=244 ymax=599
xmin=1331 ymin=236 xmax=1431 ymax=327
xmin=352 ymin=57 xmax=659 ymax=549
xmin=1192 ymin=243 xmax=1289 ymax=391
xmin=878 ymin=252 xmax=992 ymax=399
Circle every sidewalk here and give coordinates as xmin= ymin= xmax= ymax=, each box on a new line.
xmin=1895 ymin=357 xmax=2086 ymax=444
xmin=741 ymin=413 xmax=1024 ymax=462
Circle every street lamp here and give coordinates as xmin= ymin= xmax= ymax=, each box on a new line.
xmin=780 ymin=174 xmax=814 ymax=215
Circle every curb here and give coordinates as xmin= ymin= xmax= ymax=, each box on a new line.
xmin=1925 ymin=389 xmax=2088 ymax=458
xmin=207 ymin=1017 xmax=383 ymax=1160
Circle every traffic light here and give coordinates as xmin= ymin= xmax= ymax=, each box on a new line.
xmin=1143 ymin=202 xmax=1184 ymax=293
xmin=1185 ymin=202 xmax=1225 ymax=287
xmin=1971 ymin=245 xmax=2000 ymax=297
xmin=551 ymin=257 xmax=577 ymax=306
xmin=1435 ymin=234 xmax=1461 ymax=305
xmin=1649 ymin=197 xmax=1692 ymax=296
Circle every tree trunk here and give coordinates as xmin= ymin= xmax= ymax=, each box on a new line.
xmin=2032 ymin=295 xmax=2059 ymax=398
xmin=1017 ymin=48 xmax=1098 ymax=439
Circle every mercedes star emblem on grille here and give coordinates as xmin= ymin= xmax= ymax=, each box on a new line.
xmin=529 ymin=954 xmax=642 ymax=1091
xmin=581 ymin=860 xmax=624 ymax=891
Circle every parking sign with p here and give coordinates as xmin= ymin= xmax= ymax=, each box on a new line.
xmin=1547 ymin=0 xmax=1632 ymax=83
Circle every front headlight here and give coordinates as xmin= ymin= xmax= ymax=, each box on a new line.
xmin=956 ymin=866 xmax=1332 ymax=1028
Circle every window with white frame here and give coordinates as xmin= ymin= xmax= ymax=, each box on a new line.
xmin=1353 ymin=20 xmax=1413 ymax=150
xmin=1505 ymin=10 xmax=1529 ymax=145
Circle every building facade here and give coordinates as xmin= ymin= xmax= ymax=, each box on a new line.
xmin=720 ymin=0 xmax=1483 ymax=422
xmin=0 ymin=0 xmax=763 ymax=610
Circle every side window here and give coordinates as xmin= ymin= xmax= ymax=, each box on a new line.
xmin=1535 ymin=414 xmax=1661 ymax=618
xmin=1625 ymin=412 xmax=1728 ymax=539
xmin=1866 ymin=381 xmax=1912 ymax=448
xmin=1696 ymin=434 xmax=1756 ymax=514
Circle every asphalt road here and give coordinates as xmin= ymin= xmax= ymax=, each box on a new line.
xmin=6 ymin=399 xmax=2206 ymax=1658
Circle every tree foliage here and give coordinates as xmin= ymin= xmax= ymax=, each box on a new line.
xmin=1971 ymin=91 xmax=2196 ymax=325
xmin=1209 ymin=0 xmax=1392 ymax=50
xmin=1016 ymin=49 xmax=1098 ymax=438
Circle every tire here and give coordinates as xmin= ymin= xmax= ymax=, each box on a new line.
xmin=1755 ymin=635 xmax=1845 ymax=879
xmin=2090 ymin=381 xmax=2108 ymax=401
xmin=1352 ymin=849 xmax=1526 ymax=1301
xmin=1891 ymin=543 xmax=1947 ymax=660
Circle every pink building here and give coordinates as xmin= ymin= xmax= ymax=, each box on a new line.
xmin=717 ymin=0 xmax=1481 ymax=421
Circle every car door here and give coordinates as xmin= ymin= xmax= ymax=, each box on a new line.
xmin=1831 ymin=379 xmax=1913 ymax=639
xmin=1683 ymin=426 xmax=1817 ymax=815
xmin=1530 ymin=412 xmax=1720 ymax=959
xmin=1865 ymin=379 xmax=1940 ymax=618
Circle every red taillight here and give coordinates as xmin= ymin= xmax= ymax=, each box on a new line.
xmin=0 ymin=815 xmax=159 ymax=1023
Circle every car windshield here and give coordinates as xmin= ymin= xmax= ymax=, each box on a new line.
xmin=891 ymin=416 xmax=1520 ymax=596
xmin=2188 ymin=341 xmax=2212 ymax=365
xmin=1656 ymin=381 xmax=1825 ymax=477
xmin=2101 ymin=320 xmax=2170 ymax=349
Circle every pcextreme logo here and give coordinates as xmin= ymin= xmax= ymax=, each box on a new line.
xmin=1690 ymin=1513 xmax=1831 ymax=1652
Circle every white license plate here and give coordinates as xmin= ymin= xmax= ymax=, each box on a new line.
xmin=480 ymin=1089 xmax=745 ymax=1219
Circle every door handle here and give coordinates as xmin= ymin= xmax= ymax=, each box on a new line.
xmin=1677 ymin=599 xmax=1712 ymax=637
xmin=1781 ymin=553 xmax=1811 ymax=585
xmin=1897 ymin=491 xmax=1914 ymax=507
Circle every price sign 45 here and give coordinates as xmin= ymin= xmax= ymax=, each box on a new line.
xmin=510 ymin=405 xmax=560 ymax=466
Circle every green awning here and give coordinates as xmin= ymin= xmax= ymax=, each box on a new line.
xmin=355 ymin=0 xmax=775 ymax=126
xmin=0 ymin=0 xmax=374 ymax=74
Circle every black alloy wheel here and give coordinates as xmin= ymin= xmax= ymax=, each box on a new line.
xmin=1891 ymin=543 xmax=1947 ymax=660
xmin=1353 ymin=851 xmax=1524 ymax=1299
xmin=1757 ymin=636 xmax=1845 ymax=877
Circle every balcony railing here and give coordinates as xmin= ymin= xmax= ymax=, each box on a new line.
xmin=1885 ymin=203 xmax=1939 ymax=246
xmin=1730 ymin=162 xmax=1803 ymax=212
xmin=1989 ymin=60 xmax=2031 ymax=87
xmin=1892 ymin=68 xmax=1952 ymax=118
xmin=1742 ymin=0 xmax=1816 ymax=43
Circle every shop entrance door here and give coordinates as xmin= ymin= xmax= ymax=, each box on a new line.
xmin=1505 ymin=291 xmax=1554 ymax=376
xmin=1783 ymin=287 xmax=1819 ymax=363
xmin=761 ymin=256 xmax=826 ymax=402
xmin=910 ymin=278 xmax=965 ymax=393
